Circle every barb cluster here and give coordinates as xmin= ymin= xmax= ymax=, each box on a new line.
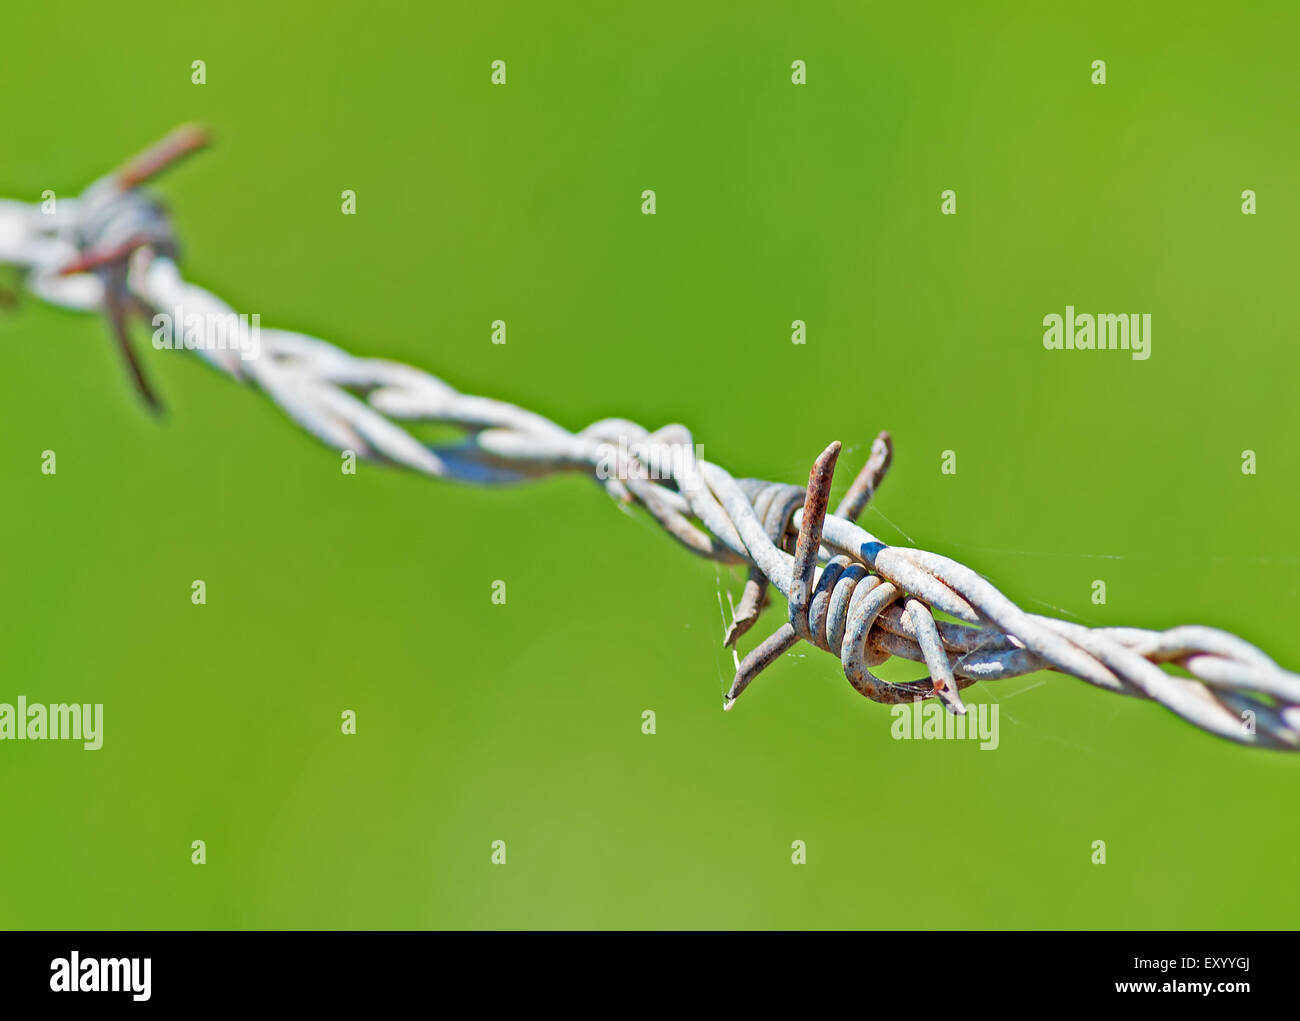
xmin=3 ymin=128 xmax=1299 ymax=749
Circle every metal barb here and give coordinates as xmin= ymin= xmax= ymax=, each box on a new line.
xmin=789 ymin=441 xmax=839 ymax=641
xmin=835 ymin=430 xmax=893 ymax=523
xmin=115 ymin=124 xmax=210 ymax=192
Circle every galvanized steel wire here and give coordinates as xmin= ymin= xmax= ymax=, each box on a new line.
xmin=4 ymin=127 xmax=1299 ymax=750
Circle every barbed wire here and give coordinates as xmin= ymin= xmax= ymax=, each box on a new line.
xmin=4 ymin=126 xmax=1299 ymax=750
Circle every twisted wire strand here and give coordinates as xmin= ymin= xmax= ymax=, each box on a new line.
xmin=3 ymin=127 xmax=1299 ymax=750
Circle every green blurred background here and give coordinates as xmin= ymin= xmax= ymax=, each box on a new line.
xmin=2 ymin=1 xmax=1297 ymax=929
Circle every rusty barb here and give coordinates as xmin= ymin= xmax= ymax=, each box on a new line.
xmin=4 ymin=128 xmax=1300 ymax=751
xmin=723 ymin=437 xmax=966 ymax=717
